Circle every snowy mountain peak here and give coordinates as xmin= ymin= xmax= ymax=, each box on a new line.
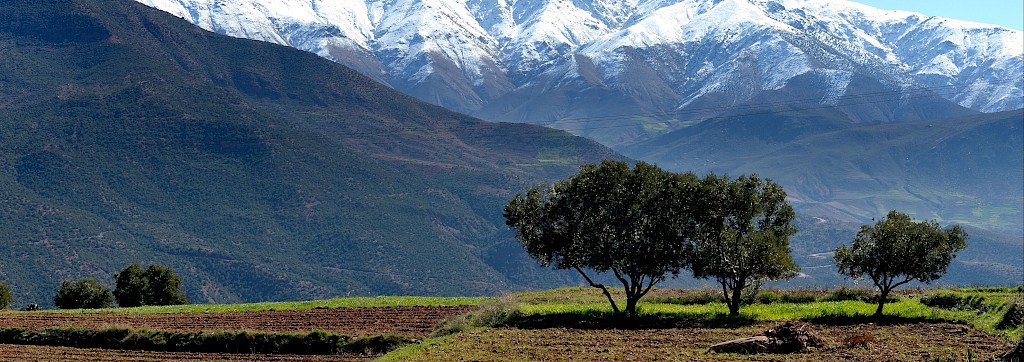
xmin=136 ymin=0 xmax=1023 ymax=142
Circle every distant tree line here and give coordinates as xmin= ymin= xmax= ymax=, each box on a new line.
xmin=505 ymin=160 xmax=968 ymax=316
xmin=53 ymin=263 xmax=188 ymax=309
xmin=0 ymin=263 xmax=188 ymax=310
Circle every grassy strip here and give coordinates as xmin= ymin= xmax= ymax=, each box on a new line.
xmin=382 ymin=287 xmax=1022 ymax=361
xmin=38 ymin=296 xmax=490 ymax=314
xmin=0 ymin=327 xmax=411 ymax=355
xmin=377 ymin=334 xmax=460 ymax=361
xmin=507 ymin=286 xmax=1022 ymax=339
xmin=514 ymin=300 xmax=935 ymax=322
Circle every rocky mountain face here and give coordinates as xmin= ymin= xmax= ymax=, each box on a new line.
xmin=135 ymin=0 xmax=1022 ymax=146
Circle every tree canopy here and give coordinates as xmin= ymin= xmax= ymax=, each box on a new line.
xmin=834 ymin=210 xmax=968 ymax=316
xmin=54 ymin=278 xmax=114 ymax=309
xmin=114 ymin=263 xmax=187 ymax=307
xmin=143 ymin=264 xmax=188 ymax=306
xmin=114 ymin=263 xmax=149 ymax=307
xmin=690 ymin=174 xmax=799 ymax=315
xmin=505 ymin=161 xmax=800 ymax=315
xmin=504 ymin=160 xmax=698 ymax=313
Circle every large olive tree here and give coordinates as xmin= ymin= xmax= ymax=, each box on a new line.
xmin=690 ymin=174 xmax=799 ymax=315
xmin=834 ymin=210 xmax=968 ymax=316
xmin=504 ymin=160 xmax=700 ymax=314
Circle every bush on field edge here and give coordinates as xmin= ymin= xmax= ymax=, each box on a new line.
xmin=431 ymin=296 xmax=521 ymax=337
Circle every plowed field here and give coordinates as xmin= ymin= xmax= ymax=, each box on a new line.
xmin=0 ymin=306 xmax=474 ymax=337
xmin=406 ymin=322 xmax=1013 ymax=361
xmin=0 ymin=344 xmax=370 ymax=362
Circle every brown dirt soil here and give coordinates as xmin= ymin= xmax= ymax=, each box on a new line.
xmin=408 ymin=322 xmax=1012 ymax=361
xmin=0 ymin=306 xmax=474 ymax=337
xmin=0 ymin=344 xmax=370 ymax=362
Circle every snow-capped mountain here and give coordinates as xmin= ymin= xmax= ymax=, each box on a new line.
xmin=135 ymin=0 xmax=1023 ymax=146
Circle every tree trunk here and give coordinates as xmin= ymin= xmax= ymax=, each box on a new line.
xmin=874 ymin=289 xmax=889 ymax=317
xmin=574 ymin=266 xmax=619 ymax=314
xmin=625 ymin=293 xmax=639 ymax=315
xmin=728 ymin=280 xmax=745 ymax=316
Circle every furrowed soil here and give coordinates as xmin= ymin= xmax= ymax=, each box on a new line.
xmin=0 ymin=305 xmax=474 ymax=337
xmin=0 ymin=344 xmax=370 ymax=362
xmin=407 ymin=322 xmax=1013 ymax=361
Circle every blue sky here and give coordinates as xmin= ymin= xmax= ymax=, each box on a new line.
xmin=853 ymin=0 xmax=1023 ymax=30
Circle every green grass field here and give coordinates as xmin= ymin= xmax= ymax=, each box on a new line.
xmin=381 ymin=286 xmax=1022 ymax=361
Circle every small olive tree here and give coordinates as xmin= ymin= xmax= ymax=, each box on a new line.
xmin=690 ymin=174 xmax=799 ymax=315
xmin=504 ymin=160 xmax=699 ymax=314
xmin=54 ymin=279 xmax=114 ymax=309
xmin=834 ymin=210 xmax=968 ymax=316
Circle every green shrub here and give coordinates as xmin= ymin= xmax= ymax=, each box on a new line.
xmin=823 ymin=286 xmax=877 ymax=302
xmin=343 ymin=335 xmax=413 ymax=355
xmin=432 ymin=297 xmax=521 ymax=337
xmin=921 ymin=292 xmax=987 ymax=312
xmin=742 ymin=289 xmax=817 ymax=304
xmin=649 ymin=289 xmax=721 ymax=305
xmin=0 ymin=327 xmax=408 ymax=355
xmin=296 ymin=330 xmax=346 ymax=354
xmin=997 ymin=297 xmax=1024 ymax=330
xmin=54 ymin=279 xmax=114 ymax=309
xmin=749 ymin=290 xmax=780 ymax=304
xmin=0 ymin=282 xmax=12 ymax=309
xmin=778 ymin=291 xmax=818 ymax=304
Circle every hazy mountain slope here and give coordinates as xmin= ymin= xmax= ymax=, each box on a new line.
xmin=134 ymin=0 xmax=1023 ymax=146
xmin=624 ymin=109 xmax=1024 ymax=234
xmin=780 ymin=217 xmax=1022 ymax=288
xmin=0 ymin=0 xmax=620 ymax=307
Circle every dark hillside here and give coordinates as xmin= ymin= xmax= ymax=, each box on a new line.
xmin=0 ymin=0 xmax=620 ymax=306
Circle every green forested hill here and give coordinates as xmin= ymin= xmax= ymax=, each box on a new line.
xmin=0 ymin=0 xmax=620 ymax=306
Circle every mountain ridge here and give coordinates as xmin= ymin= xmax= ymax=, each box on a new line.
xmin=134 ymin=0 xmax=1023 ymax=146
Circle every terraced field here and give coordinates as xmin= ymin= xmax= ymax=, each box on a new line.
xmin=0 ymin=287 xmax=1019 ymax=361
xmin=0 ymin=306 xmax=473 ymax=337
xmin=0 ymin=304 xmax=477 ymax=361
xmin=398 ymin=322 xmax=1011 ymax=361
xmin=0 ymin=344 xmax=368 ymax=362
